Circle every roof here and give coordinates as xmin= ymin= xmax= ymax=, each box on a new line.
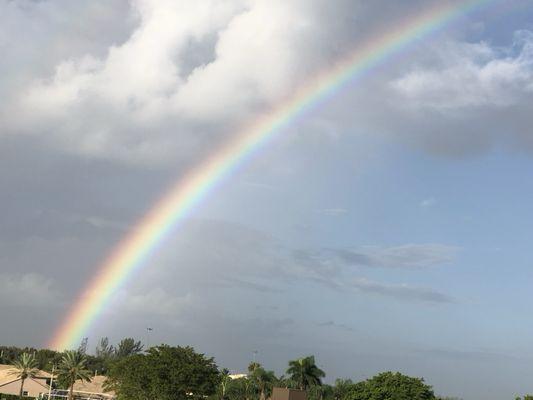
xmin=0 ymin=364 xmax=52 ymax=386
xmin=73 ymin=375 xmax=114 ymax=395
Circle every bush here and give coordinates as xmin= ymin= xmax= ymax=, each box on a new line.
xmin=345 ymin=371 xmax=436 ymax=400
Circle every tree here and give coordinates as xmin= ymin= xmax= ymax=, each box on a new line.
xmin=9 ymin=352 xmax=39 ymax=399
xmin=286 ymin=356 xmax=325 ymax=391
xmin=216 ymin=368 xmax=231 ymax=400
xmin=225 ymin=377 xmax=256 ymax=400
xmin=250 ymin=367 xmax=277 ymax=400
xmin=77 ymin=338 xmax=89 ymax=355
xmin=309 ymin=384 xmax=334 ymax=400
xmin=95 ymin=337 xmax=115 ymax=359
xmin=57 ymin=351 xmax=92 ymax=400
xmin=248 ymin=362 xmax=261 ymax=374
xmin=115 ymin=338 xmax=143 ymax=358
xmin=345 ymin=372 xmax=436 ymax=400
xmin=106 ymin=345 xmax=220 ymax=400
xmin=333 ymin=379 xmax=354 ymax=400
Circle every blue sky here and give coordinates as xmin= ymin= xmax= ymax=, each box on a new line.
xmin=1 ymin=1 xmax=533 ymax=399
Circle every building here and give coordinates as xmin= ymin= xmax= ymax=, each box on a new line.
xmin=0 ymin=364 xmax=52 ymax=398
xmin=71 ymin=375 xmax=115 ymax=400
xmin=48 ymin=375 xmax=115 ymax=400
xmin=228 ymin=373 xmax=248 ymax=380
xmin=271 ymin=387 xmax=308 ymax=400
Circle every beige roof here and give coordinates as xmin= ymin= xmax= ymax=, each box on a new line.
xmin=0 ymin=364 xmax=52 ymax=386
xmin=73 ymin=375 xmax=114 ymax=395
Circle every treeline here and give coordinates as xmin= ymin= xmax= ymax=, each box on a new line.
xmin=0 ymin=337 xmax=143 ymax=375
xmin=3 ymin=339 xmax=533 ymax=400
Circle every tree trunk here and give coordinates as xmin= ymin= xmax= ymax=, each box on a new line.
xmin=69 ymin=384 xmax=74 ymax=400
xmin=19 ymin=377 xmax=25 ymax=399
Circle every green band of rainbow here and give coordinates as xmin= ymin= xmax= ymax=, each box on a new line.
xmin=49 ymin=0 xmax=494 ymax=350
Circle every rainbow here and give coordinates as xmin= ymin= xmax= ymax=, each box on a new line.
xmin=49 ymin=0 xmax=495 ymax=350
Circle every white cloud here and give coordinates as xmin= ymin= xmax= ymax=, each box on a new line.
xmin=392 ymin=31 xmax=533 ymax=111
xmin=1 ymin=0 xmax=331 ymax=164
xmin=420 ymin=197 xmax=437 ymax=208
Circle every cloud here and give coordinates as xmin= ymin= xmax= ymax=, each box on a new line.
xmin=319 ymin=208 xmax=348 ymax=216
xmin=317 ymin=320 xmax=355 ymax=332
xmin=350 ymin=278 xmax=455 ymax=303
xmin=0 ymin=0 xmax=346 ymax=164
xmin=392 ymin=31 xmax=533 ymax=110
xmin=314 ymin=244 xmax=458 ymax=270
xmin=141 ymin=220 xmax=457 ymax=305
xmin=383 ymin=30 xmax=533 ymax=156
xmin=420 ymin=197 xmax=436 ymax=208
xmin=0 ymin=273 xmax=60 ymax=308
xmin=112 ymin=288 xmax=193 ymax=317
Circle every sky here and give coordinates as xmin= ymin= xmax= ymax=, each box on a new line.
xmin=1 ymin=0 xmax=533 ymax=399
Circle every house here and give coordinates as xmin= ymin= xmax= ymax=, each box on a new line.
xmin=0 ymin=364 xmax=52 ymax=398
xmin=71 ymin=375 xmax=115 ymax=400
xmin=49 ymin=375 xmax=115 ymax=400
xmin=271 ymin=387 xmax=308 ymax=400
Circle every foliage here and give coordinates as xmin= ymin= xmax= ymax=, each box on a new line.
xmin=345 ymin=372 xmax=436 ymax=400
xmin=250 ymin=365 xmax=278 ymax=400
xmin=9 ymin=353 xmax=39 ymax=399
xmin=0 ymin=347 xmax=62 ymax=372
xmin=224 ymin=377 xmax=256 ymax=400
xmin=106 ymin=345 xmax=220 ymax=400
xmin=77 ymin=338 xmax=89 ymax=355
xmin=115 ymin=338 xmax=144 ymax=358
xmin=333 ymin=379 xmax=355 ymax=400
xmin=56 ymin=350 xmax=92 ymax=400
xmin=286 ymin=356 xmax=326 ymax=390
xmin=95 ymin=337 xmax=115 ymax=359
xmin=516 ymin=396 xmax=533 ymax=400
xmin=308 ymin=384 xmax=334 ymax=400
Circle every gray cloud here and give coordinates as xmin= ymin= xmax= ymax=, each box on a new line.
xmin=329 ymin=244 xmax=458 ymax=269
xmin=317 ymin=320 xmax=355 ymax=332
xmin=350 ymin=278 xmax=455 ymax=304
xmin=0 ymin=273 xmax=60 ymax=308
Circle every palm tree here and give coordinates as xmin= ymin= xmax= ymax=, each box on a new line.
xmin=251 ymin=367 xmax=277 ymax=400
xmin=57 ymin=351 xmax=92 ymax=400
xmin=218 ymin=368 xmax=231 ymax=400
xmin=286 ymin=356 xmax=325 ymax=391
xmin=9 ymin=353 xmax=39 ymax=399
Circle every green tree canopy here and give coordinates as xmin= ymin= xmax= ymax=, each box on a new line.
xmin=286 ymin=356 xmax=325 ymax=391
xmin=106 ymin=345 xmax=220 ymax=400
xmin=345 ymin=372 xmax=436 ymax=400
xmin=115 ymin=338 xmax=144 ymax=358
xmin=250 ymin=366 xmax=277 ymax=400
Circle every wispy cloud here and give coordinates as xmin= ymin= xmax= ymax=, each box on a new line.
xmin=322 ymin=244 xmax=458 ymax=270
xmin=420 ymin=197 xmax=436 ymax=208
xmin=317 ymin=320 xmax=355 ymax=332
xmin=350 ymin=278 xmax=455 ymax=303
xmin=319 ymin=208 xmax=349 ymax=216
